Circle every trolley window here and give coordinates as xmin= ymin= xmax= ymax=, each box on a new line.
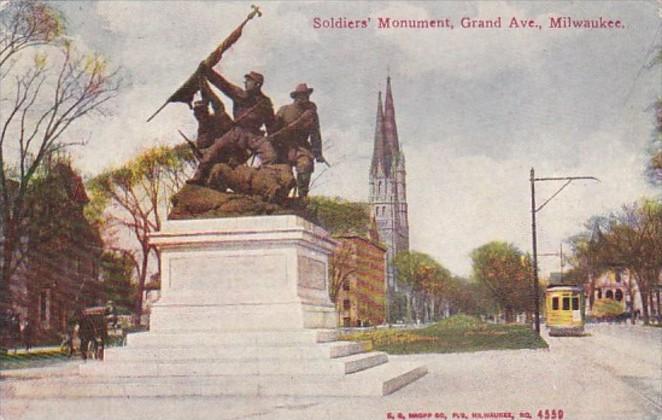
xmin=552 ymin=297 xmax=559 ymax=310
xmin=572 ymin=297 xmax=579 ymax=310
xmin=562 ymin=297 xmax=570 ymax=310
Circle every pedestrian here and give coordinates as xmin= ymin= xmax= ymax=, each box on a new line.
xmin=22 ymin=319 xmax=32 ymax=352
xmin=11 ymin=313 xmax=21 ymax=353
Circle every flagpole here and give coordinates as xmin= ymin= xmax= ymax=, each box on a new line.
xmin=146 ymin=102 xmax=169 ymax=123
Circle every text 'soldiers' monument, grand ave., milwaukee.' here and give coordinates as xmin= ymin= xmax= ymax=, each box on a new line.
xmin=8 ymin=6 xmax=428 ymax=398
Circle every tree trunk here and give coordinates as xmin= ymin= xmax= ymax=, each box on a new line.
xmin=405 ymin=293 xmax=413 ymax=323
xmin=640 ymin=287 xmax=650 ymax=326
xmin=588 ymin=272 xmax=596 ymax=311
xmin=1 ymin=221 xmax=18 ymax=309
xmin=504 ymin=306 xmax=514 ymax=323
xmin=133 ymin=249 xmax=149 ymax=327
xmin=656 ymin=287 xmax=661 ymax=324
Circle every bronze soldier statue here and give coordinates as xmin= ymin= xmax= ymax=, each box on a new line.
xmin=188 ymin=63 xmax=277 ymax=185
xmin=192 ymin=77 xmax=234 ymax=150
xmin=271 ymin=83 xmax=325 ymax=198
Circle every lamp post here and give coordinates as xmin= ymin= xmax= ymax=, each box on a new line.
xmin=530 ymin=168 xmax=599 ymax=335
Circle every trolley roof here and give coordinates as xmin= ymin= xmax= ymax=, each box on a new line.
xmin=546 ymin=285 xmax=582 ymax=292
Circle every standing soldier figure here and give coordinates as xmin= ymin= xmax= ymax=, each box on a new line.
xmin=192 ymin=77 xmax=234 ymax=150
xmin=272 ymin=83 xmax=325 ymax=198
xmin=188 ymin=63 xmax=277 ymax=185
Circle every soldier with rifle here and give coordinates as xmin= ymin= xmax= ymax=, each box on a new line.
xmin=271 ymin=83 xmax=326 ymax=198
xmin=193 ymin=77 xmax=234 ymax=150
xmin=187 ymin=65 xmax=278 ymax=185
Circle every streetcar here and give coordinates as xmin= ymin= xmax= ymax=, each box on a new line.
xmin=545 ymin=285 xmax=585 ymax=336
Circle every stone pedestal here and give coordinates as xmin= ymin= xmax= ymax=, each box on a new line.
xmin=20 ymin=216 xmax=426 ymax=398
xmin=149 ymin=215 xmax=338 ymax=332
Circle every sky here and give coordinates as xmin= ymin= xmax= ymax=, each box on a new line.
xmin=14 ymin=1 xmax=662 ymax=277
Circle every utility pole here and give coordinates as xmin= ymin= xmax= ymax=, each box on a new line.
xmin=530 ymin=169 xmax=540 ymax=334
xmin=529 ymin=168 xmax=599 ymax=335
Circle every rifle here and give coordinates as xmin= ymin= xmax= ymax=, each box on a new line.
xmin=266 ymin=110 xmax=331 ymax=167
xmin=317 ymin=155 xmax=331 ymax=168
xmin=147 ymin=5 xmax=262 ymax=122
xmin=178 ymin=129 xmax=202 ymax=161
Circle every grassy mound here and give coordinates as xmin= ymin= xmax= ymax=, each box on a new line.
xmin=340 ymin=315 xmax=548 ymax=354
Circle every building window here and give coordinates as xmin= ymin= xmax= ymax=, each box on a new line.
xmin=562 ymin=297 xmax=570 ymax=311
xmin=572 ymin=297 xmax=579 ymax=311
xmin=606 ymin=290 xmax=614 ymax=299
xmin=615 ymin=270 xmax=622 ymax=283
xmin=342 ymin=281 xmax=350 ymax=291
xmin=378 ymin=181 xmax=382 ymax=195
xmin=343 ymin=299 xmax=351 ymax=310
xmin=343 ymin=317 xmax=351 ymax=327
xmin=615 ymin=289 xmax=623 ymax=301
xmin=597 ymin=289 xmax=602 ymax=299
xmin=552 ymin=297 xmax=559 ymax=310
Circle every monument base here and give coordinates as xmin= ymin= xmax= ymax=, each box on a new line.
xmin=11 ymin=216 xmax=427 ymax=397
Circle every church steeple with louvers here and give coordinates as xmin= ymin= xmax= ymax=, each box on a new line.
xmin=369 ymin=76 xmax=409 ymax=291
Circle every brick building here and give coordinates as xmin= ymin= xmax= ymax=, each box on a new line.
xmin=4 ymin=160 xmax=104 ymax=343
xmin=333 ymin=235 xmax=387 ymax=327
xmin=591 ymin=268 xmax=660 ymax=320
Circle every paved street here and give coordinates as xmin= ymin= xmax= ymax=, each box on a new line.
xmin=1 ymin=324 xmax=660 ymax=420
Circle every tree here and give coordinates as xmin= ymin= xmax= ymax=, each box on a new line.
xmin=598 ymin=200 xmax=662 ymax=325
xmin=645 ymin=49 xmax=661 ymax=187
xmin=328 ymin=238 xmax=357 ymax=304
xmin=470 ymin=241 xmax=531 ymax=323
xmin=307 ymin=196 xmax=370 ymax=236
xmin=566 ymin=217 xmax=611 ymax=311
xmin=100 ymin=250 xmax=137 ymax=313
xmin=443 ymin=276 xmax=497 ymax=319
xmin=647 ymin=99 xmax=662 ymax=186
xmin=0 ymin=0 xmax=121 ymax=308
xmin=394 ymin=251 xmax=450 ymax=323
xmin=87 ymin=144 xmax=195 ymax=325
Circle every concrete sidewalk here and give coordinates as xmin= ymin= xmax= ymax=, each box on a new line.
xmin=1 ymin=325 xmax=659 ymax=420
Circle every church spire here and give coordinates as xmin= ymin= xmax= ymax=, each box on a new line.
xmin=383 ymin=76 xmax=400 ymax=162
xmin=370 ymin=91 xmax=386 ymax=177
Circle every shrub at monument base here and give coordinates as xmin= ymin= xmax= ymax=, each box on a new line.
xmin=340 ymin=315 xmax=548 ymax=354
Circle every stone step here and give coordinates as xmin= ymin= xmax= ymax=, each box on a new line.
xmin=126 ymin=329 xmax=337 ymax=348
xmin=79 ymin=351 xmax=388 ymax=377
xmin=6 ymin=361 xmax=427 ymax=397
xmin=105 ymin=340 xmax=368 ymax=362
xmin=347 ymin=361 xmax=429 ymax=396
xmin=339 ymin=351 xmax=388 ymax=374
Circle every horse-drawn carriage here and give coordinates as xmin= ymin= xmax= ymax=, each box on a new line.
xmin=63 ymin=304 xmax=123 ymax=360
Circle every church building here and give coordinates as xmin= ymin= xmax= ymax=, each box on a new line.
xmin=369 ymin=77 xmax=410 ymax=299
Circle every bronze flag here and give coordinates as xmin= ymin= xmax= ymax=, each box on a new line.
xmin=146 ymin=5 xmax=262 ymax=122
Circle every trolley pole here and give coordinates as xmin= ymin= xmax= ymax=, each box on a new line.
xmin=529 ymin=168 xmax=599 ymax=336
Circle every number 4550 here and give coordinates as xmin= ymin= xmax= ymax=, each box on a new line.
xmin=537 ymin=409 xmax=564 ymax=419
